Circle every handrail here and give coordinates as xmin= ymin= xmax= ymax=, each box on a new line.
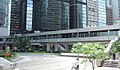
xmin=105 ymin=37 xmax=118 ymax=53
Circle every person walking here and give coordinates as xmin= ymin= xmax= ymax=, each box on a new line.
xmin=113 ymin=53 xmax=116 ymax=60
xmin=71 ymin=59 xmax=79 ymax=70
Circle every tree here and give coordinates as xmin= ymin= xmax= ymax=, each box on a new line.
xmin=13 ymin=34 xmax=31 ymax=51
xmin=111 ymin=33 xmax=120 ymax=53
xmin=111 ymin=40 xmax=120 ymax=53
xmin=111 ymin=35 xmax=120 ymax=68
xmin=72 ymin=43 xmax=109 ymax=70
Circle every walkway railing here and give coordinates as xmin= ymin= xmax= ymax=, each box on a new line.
xmin=105 ymin=37 xmax=118 ymax=53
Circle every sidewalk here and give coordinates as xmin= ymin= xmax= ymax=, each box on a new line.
xmin=78 ymin=61 xmax=119 ymax=70
xmin=61 ymin=53 xmax=120 ymax=70
xmin=79 ymin=67 xmax=119 ymax=70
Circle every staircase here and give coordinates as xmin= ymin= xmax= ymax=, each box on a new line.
xmin=57 ymin=44 xmax=67 ymax=52
xmin=104 ymin=37 xmax=118 ymax=53
xmin=103 ymin=36 xmax=119 ymax=67
xmin=102 ymin=60 xmax=118 ymax=67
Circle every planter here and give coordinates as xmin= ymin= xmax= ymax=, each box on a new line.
xmin=118 ymin=54 xmax=120 ymax=68
xmin=96 ymin=59 xmax=103 ymax=67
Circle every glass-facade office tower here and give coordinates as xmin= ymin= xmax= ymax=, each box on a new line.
xmin=87 ymin=0 xmax=106 ymax=27
xmin=32 ymin=0 xmax=87 ymax=31
xmin=87 ymin=0 xmax=98 ymax=27
xmin=10 ymin=0 xmax=33 ymax=34
xmin=98 ymin=0 xmax=106 ymax=26
xmin=47 ymin=0 xmax=62 ymax=31
xmin=63 ymin=0 xmax=107 ymax=28
xmin=110 ymin=0 xmax=120 ymax=23
xmin=0 ymin=0 xmax=11 ymax=36
xmin=32 ymin=0 xmax=48 ymax=32
xmin=10 ymin=0 xmax=27 ymax=34
xmin=26 ymin=0 xmax=33 ymax=31
xmin=107 ymin=0 xmax=112 ymax=6
xmin=33 ymin=0 xmax=69 ymax=32
xmin=106 ymin=0 xmax=113 ymax=25
xmin=106 ymin=5 xmax=113 ymax=25
xmin=77 ymin=0 xmax=87 ymax=28
xmin=69 ymin=0 xmax=87 ymax=29
xmin=61 ymin=2 xmax=70 ymax=29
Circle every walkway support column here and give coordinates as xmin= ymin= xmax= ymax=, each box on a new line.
xmin=47 ymin=43 xmax=51 ymax=51
xmin=54 ymin=44 xmax=58 ymax=51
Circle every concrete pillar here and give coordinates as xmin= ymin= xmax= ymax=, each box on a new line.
xmin=65 ymin=45 xmax=69 ymax=52
xmin=88 ymin=32 xmax=90 ymax=37
xmin=108 ymin=30 xmax=110 ymax=36
xmin=72 ymin=33 xmax=74 ymax=38
xmin=118 ymin=53 xmax=120 ymax=68
xmin=54 ymin=44 xmax=58 ymax=51
xmin=3 ymin=38 xmax=6 ymax=43
xmin=47 ymin=43 xmax=51 ymax=51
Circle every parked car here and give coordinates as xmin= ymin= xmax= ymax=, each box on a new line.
xmin=0 ymin=57 xmax=18 ymax=70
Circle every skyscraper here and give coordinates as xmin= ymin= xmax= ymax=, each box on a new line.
xmin=98 ymin=0 xmax=106 ymax=26
xmin=110 ymin=0 xmax=120 ymax=23
xmin=32 ymin=0 xmax=48 ymax=32
xmin=87 ymin=0 xmax=98 ymax=27
xmin=106 ymin=0 xmax=113 ymax=25
xmin=10 ymin=0 xmax=27 ymax=34
xmin=32 ymin=0 xmax=87 ymax=31
xmin=60 ymin=1 xmax=70 ymax=29
xmin=47 ymin=0 xmax=62 ymax=30
xmin=106 ymin=6 xmax=113 ymax=25
xmin=69 ymin=0 xmax=87 ymax=29
xmin=10 ymin=0 xmax=107 ymax=34
xmin=0 ymin=0 xmax=11 ymax=36
xmin=87 ymin=0 xmax=106 ymax=27
xmin=26 ymin=0 xmax=33 ymax=31
xmin=32 ymin=0 xmax=69 ymax=32
xmin=107 ymin=0 xmax=112 ymax=6
xmin=10 ymin=0 xmax=33 ymax=34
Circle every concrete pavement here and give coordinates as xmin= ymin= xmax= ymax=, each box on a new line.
xmin=14 ymin=54 xmax=120 ymax=70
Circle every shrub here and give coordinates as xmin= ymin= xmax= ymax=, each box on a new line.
xmin=0 ymin=51 xmax=5 ymax=57
xmin=0 ymin=51 xmax=18 ymax=58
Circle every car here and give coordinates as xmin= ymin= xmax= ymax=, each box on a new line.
xmin=0 ymin=57 xmax=18 ymax=70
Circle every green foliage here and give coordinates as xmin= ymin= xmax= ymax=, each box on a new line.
xmin=0 ymin=51 xmax=18 ymax=58
xmin=71 ymin=43 xmax=110 ymax=70
xmin=0 ymin=51 xmax=5 ymax=57
xmin=10 ymin=52 xmax=18 ymax=57
xmin=71 ymin=42 xmax=83 ymax=53
xmin=72 ymin=43 xmax=109 ymax=60
xmin=111 ymin=40 xmax=120 ymax=53
xmin=12 ymin=34 xmax=31 ymax=51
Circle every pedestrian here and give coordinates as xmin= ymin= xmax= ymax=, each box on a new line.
xmin=71 ymin=59 xmax=79 ymax=70
xmin=113 ymin=53 xmax=115 ymax=60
